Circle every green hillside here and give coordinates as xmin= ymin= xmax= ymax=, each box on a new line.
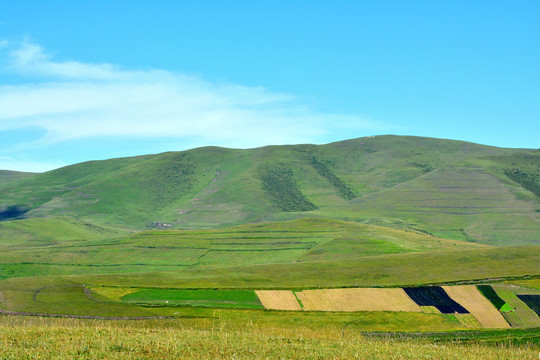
xmin=2 ymin=136 xmax=538 ymax=238
xmin=0 ymin=170 xmax=35 ymax=187
xmin=0 ymin=218 xmax=486 ymax=280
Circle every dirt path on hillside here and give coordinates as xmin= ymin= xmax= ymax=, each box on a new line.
xmin=83 ymin=287 xmax=105 ymax=302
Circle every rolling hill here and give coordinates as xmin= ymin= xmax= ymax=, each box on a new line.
xmin=1 ymin=136 xmax=540 ymax=350
xmin=1 ymin=135 xmax=538 ymax=245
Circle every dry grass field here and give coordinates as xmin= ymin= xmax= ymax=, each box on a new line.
xmin=295 ymin=288 xmax=422 ymax=312
xmin=443 ymin=285 xmax=510 ymax=329
xmin=255 ymin=290 xmax=301 ymax=311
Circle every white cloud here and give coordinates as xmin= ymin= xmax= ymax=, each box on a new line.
xmin=0 ymin=41 xmax=390 ymax=158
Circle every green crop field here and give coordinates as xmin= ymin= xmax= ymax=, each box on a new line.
xmin=122 ymin=289 xmax=264 ymax=309
xmin=1 ymin=136 xmax=540 ymax=357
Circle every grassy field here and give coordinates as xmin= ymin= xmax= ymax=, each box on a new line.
xmin=122 ymin=289 xmax=263 ymax=309
xmin=0 ymin=217 xmax=489 ymax=280
xmin=1 ymin=136 xmax=540 ymax=356
xmin=0 ymin=316 xmax=537 ymax=360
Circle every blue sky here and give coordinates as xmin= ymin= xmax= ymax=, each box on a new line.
xmin=1 ymin=1 xmax=539 ymax=172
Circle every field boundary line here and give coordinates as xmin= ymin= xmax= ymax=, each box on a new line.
xmin=0 ymin=308 xmax=173 ymax=320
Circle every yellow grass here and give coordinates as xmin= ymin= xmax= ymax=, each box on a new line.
xmin=89 ymin=287 xmax=140 ymax=302
xmin=421 ymin=306 xmax=440 ymax=314
xmin=443 ymin=285 xmax=510 ymax=329
xmin=296 ymin=288 xmax=422 ymax=312
xmin=255 ymin=290 xmax=302 ymax=311
xmin=455 ymin=314 xmax=482 ymax=329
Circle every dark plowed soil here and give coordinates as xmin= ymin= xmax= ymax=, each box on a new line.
xmin=404 ymin=287 xmax=469 ymax=314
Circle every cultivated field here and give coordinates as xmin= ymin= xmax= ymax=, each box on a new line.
xmin=255 ymin=290 xmax=301 ymax=311
xmin=404 ymin=287 xmax=468 ymax=314
xmin=295 ymin=288 xmax=422 ymax=312
xmin=122 ymin=289 xmax=263 ymax=309
xmin=492 ymin=284 xmax=540 ymax=328
xmin=442 ymin=285 xmax=510 ymax=329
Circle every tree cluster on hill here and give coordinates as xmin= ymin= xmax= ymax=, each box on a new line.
xmin=307 ymin=156 xmax=356 ymax=200
xmin=259 ymin=164 xmax=317 ymax=212
xmin=504 ymin=168 xmax=540 ymax=198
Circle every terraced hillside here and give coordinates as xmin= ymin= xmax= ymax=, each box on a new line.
xmin=344 ymin=164 xmax=540 ymax=245
xmin=0 ymin=217 xmax=487 ymax=280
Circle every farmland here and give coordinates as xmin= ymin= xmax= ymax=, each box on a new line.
xmin=442 ymin=285 xmax=510 ymax=329
xmin=403 ymin=287 xmax=468 ymax=314
xmin=492 ymin=284 xmax=540 ymax=328
xmin=518 ymin=296 xmax=540 ymax=316
xmin=294 ymin=288 xmax=421 ymax=312
xmin=1 ymin=136 xmax=540 ymax=357
xmin=122 ymin=289 xmax=263 ymax=309
xmin=255 ymin=290 xmax=301 ymax=311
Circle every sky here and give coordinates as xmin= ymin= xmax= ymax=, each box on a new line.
xmin=1 ymin=1 xmax=539 ymax=172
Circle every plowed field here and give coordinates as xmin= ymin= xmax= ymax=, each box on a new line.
xmin=295 ymin=288 xmax=422 ymax=312
xmin=442 ymin=285 xmax=510 ymax=329
xmin=404 ymin=287 xmax=468 ymax=314
xmin=255 ymin=290 xmax=301 ymax=311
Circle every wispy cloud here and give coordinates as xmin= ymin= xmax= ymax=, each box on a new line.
xmin=0 ymin=40 xmax=390 ymax=171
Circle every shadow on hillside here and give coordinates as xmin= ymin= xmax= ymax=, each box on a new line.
xmin=0 ymin=205 xmax=30 ymax=221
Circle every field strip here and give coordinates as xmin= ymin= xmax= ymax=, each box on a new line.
xmin=0 ymin=308 xmax=172 ymax=320
xmin=420 ymin=306 xmax=440 ymax=314
xmin=442 ymin=285 xmax=510 ymax=329
xmin=255 ymin=290 xmax=302 ymax=311
xmin=492 ymin=285 xmax=540 ymax=328
xmin=295 ymin=288 xmax=422 ymax=312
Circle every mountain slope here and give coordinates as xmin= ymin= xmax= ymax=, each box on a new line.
xmin=0 ymin=170 xmax=35 ymax=187
xmin=0 ymin=136 xmax=538 ymax=243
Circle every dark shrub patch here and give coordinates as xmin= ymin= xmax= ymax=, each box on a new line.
xmin=0 ymin=205 xmax=30 ymax=221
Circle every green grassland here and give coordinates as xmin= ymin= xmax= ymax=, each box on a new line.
xmin=2 ymin=136 xmax=538 ymax=238
xmin=0 ymin=218 xmax=488 ymax=280
xmin=122 ymin=289 xmax=263 ymax=309
xmin=0 ymin=170 xmax=35 ymax=187
xmin=1 ymin=135 xmax=540 ymax=357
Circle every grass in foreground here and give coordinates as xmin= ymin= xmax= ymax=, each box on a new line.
xmin=0 ymin=316 xmax=537 ymax=360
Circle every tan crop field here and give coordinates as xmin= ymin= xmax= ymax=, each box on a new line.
xmin=255 ymin=290 xmax=302 ymax=311
xmin=296 ymin=288 xmax=422 ymax=312
xmin=443 ymin=285 xmax=510 ymax=329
